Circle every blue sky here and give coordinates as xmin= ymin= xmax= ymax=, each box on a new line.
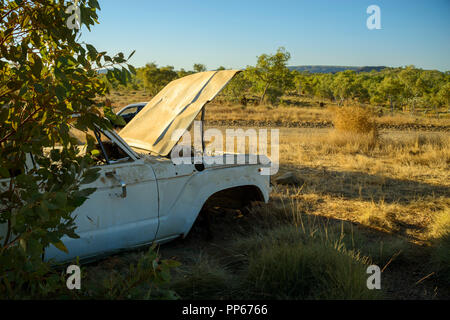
xmin=80 ymin=0 xmax=450 ymax=71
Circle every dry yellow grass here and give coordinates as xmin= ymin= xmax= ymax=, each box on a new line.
xmin=276 ymin=129 xmax=449 ymax=243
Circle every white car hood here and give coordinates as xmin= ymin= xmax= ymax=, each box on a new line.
xmin=119 ymin=70 xmax=240 ymax=156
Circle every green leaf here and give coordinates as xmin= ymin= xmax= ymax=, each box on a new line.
xmin=128 ymin=64 xmax=136 ymax=75
xmin=55 ymin=85 xmax=67 ymax=101
xmin=0 ymin=167 xmax=10 ymax=178
xmin=33 ymin=83 xmax=45 ymax=93
xmin=104 ymin=105 xmax=126 ymax=126
xmin=54 ymin=192 xmax=67 ymax=207
xmin=32 ymin=57 xmax=43 ymax=78
xmin=80 ymin=168 xmax=100 ymax=185
xmin=52 ymin=240 xmax=68 ymax=253
xmin=127 ymin=50 xmax=136 ymax=60
xmin=89 ymin=0 xmax=101 ymax=10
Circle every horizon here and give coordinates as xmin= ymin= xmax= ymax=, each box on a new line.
xmin=80 ymin=0 xmax=450 ymax=72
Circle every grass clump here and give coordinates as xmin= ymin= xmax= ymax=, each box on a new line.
xmin=170 ymin=254 xmax=233 ymax=300
xmin=245 ymin=238 xmax=379 ymax=299
xmin=428 ymin=208 xmax=450 ymax=283
xmin=233 ymin=223 xmax=381 ymax=300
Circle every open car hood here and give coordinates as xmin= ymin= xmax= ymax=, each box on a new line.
xmin=119 ymin=70 xmax=240 ymax=156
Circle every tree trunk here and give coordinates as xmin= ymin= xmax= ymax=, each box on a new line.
xmin=260 ymin=83 xmax=270 ymax=105
xmin=390 ymin=97 xmax=393 ymax=115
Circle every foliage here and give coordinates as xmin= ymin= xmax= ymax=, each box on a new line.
xmin=330 ymin=70 xmax=359 ymax=105
xmin=245 ymin=47 xmax=294 ymax=105
xmin=0 ymin=0 xmax=135 ymax=298
xmin=246 ymin=241 xmax=378 ymax=299
xmin=221 ymin=72 xmax=252 ymax=103
xmin=86 ymin=247 xmax=181 ymax=300
xmin=193 ymin=63 xmax=206 ymax=73
xmin=292 ymin=65 xmax=449 ymax=113
xmin=139 ymin=62 xmax=178 ymax=96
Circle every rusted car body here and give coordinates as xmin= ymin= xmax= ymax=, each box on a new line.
xmin=0 ymin=70 xmax=271 ymax=263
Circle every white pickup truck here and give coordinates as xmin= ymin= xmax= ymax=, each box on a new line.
xmin=1 ymin=70 xmax=271 ymax=263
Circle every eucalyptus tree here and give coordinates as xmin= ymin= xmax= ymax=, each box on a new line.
xmin=0 ymin=0 xmax=134 ymax=297
xmin=246 ymin=47 xmax=293 ymax=105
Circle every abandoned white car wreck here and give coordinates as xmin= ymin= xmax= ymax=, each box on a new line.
xmin=0 ymin=70 xmax=272 ymax=263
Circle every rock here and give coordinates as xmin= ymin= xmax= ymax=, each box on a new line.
xmin=274 ymin=172 xmax=304 ymax=186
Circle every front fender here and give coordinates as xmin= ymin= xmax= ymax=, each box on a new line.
xmin=155 ymin=164 xmax=270 ymax=239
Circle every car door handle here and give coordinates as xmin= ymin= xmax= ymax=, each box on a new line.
xmin=105 ymin=171 xmax=127 ymax=198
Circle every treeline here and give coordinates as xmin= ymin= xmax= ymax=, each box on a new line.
xmin=107 ymin=48 xmax=450 ymax=113
xmin=291 ymin=66 xmax=450 ymax=113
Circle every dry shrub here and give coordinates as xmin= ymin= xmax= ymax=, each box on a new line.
xmin=330 ymin=106 xmax=378 ymax=136
xmin=326 ymin=106 xmax=379 ymax=152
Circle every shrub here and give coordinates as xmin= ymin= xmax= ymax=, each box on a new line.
xmin=330 ymin=106 xmax=378 ymax=136
xmin=245 ymin=240 xmax=379 ymax=299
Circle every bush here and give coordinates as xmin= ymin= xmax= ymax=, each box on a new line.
xmin=331 ymin=106 xmax=378 ymax=136
xmin=231 ymin=222 xmax=381 ymax=300
xmin=246 ymin=240 xmax=380 ymax=299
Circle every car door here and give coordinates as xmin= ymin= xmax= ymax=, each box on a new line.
xmin=44 ymin=129 xmax=159 ymax=263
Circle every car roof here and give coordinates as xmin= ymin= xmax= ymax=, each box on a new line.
xmin=116 ymin=102 xmax=148 ymax=115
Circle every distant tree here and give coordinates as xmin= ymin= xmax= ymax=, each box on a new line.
xmin=437 ymin=82 xmax=450 ymax=112
xmin=354 ymin=74 xmax=371 ymax=104
xmin=314 ymin=74 xmax=335 ymax=101
xmin=222 ymin=72 xmax=252 ymax=103
xmin=142 ymin=63 xmax=178 ymax=96
xmin=193 ymin=63 xmax=207 ymax=73
xmin=216 ymin=66 xmax=226 ymax=71
xmin=330 ymin=71 xmax=358 ymax=105
xmin=177 ymin=68 xmax=192 ymax=78
xmin=377 ymin=76 xmax=404 ymax=114
xmin=246 ymin=47 xmax=294 ymax=105
xmin=398 ymin=66 xmax=421 ymax=113
xmin=293 ymin=71 xmax=314 ymax=96
xmin=416 ymin=70 xmax=446 ymax=112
